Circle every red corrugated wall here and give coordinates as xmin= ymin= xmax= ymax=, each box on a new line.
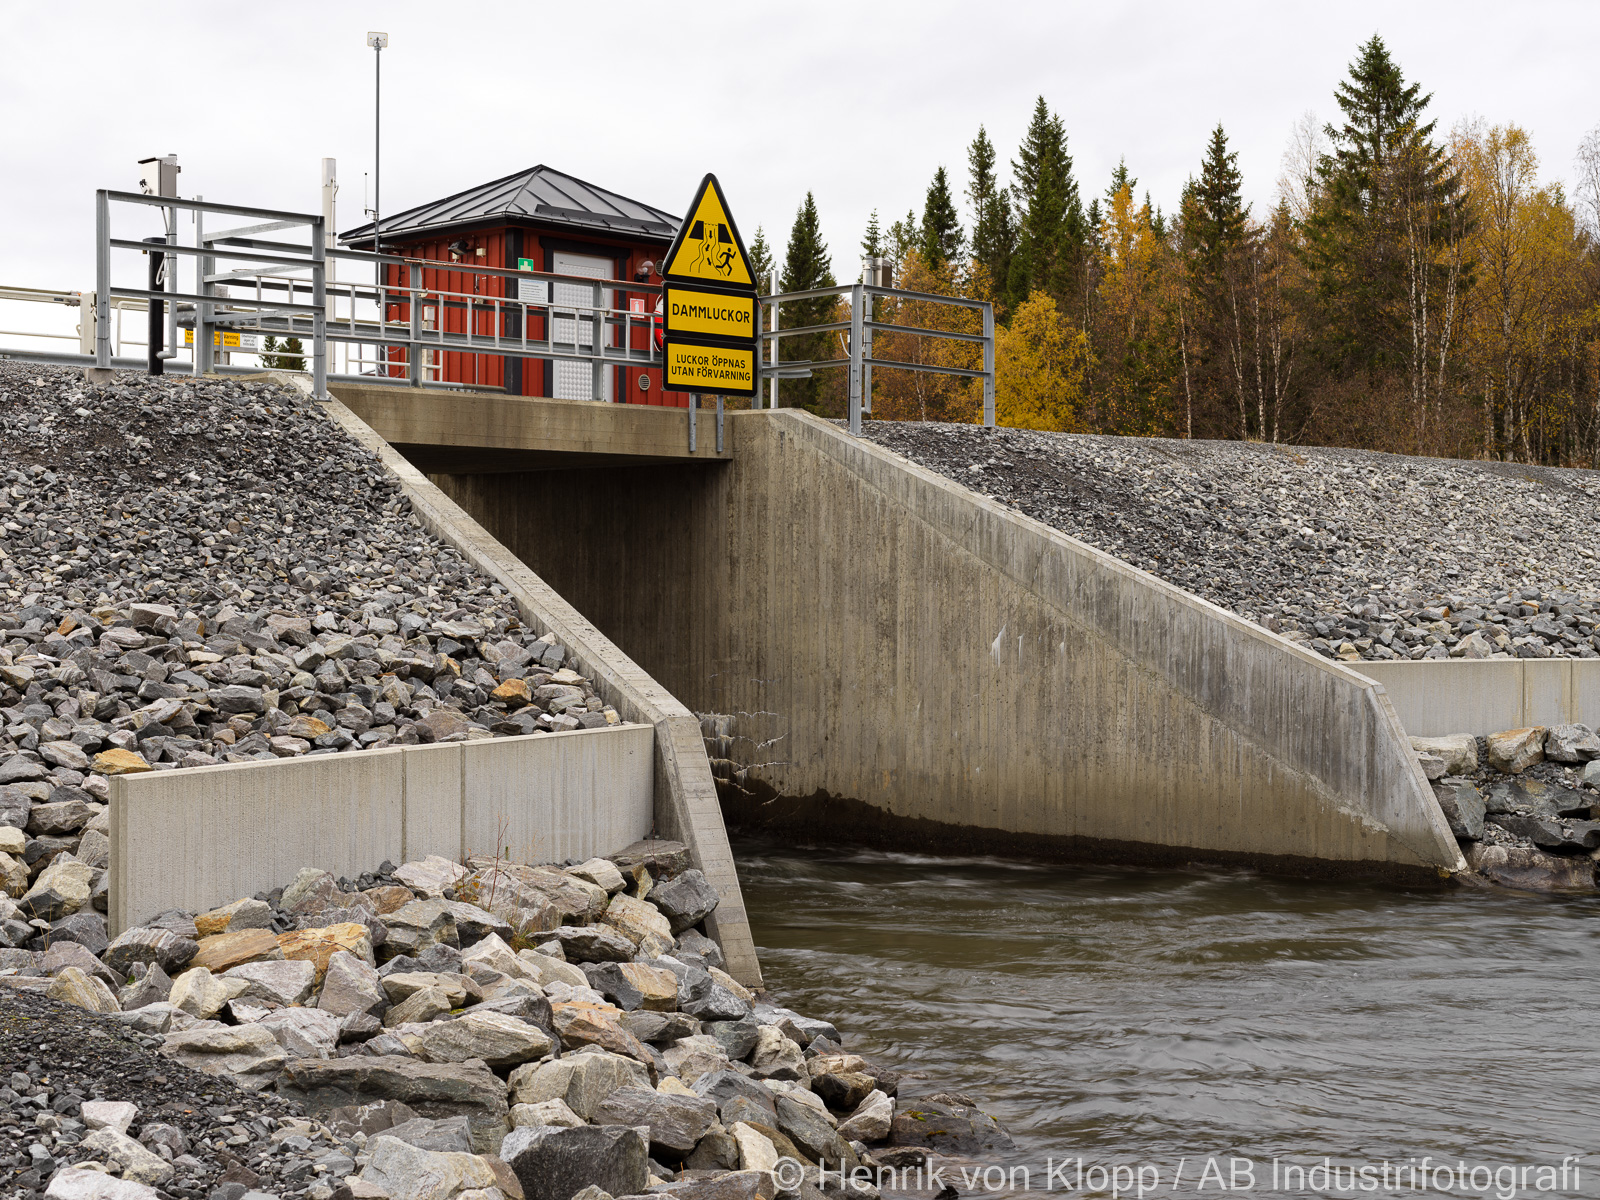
xmin=384 ymin=227 xmax=692 ymax=407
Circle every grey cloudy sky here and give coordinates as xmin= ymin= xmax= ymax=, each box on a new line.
xmin=2 ymin=0 xmax=1596 ymax=300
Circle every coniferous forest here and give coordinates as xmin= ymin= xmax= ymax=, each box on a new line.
xmin=759 ymin=36 xmax=1600 ymax=466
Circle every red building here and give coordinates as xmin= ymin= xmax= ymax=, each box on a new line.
xmin=341 ymin=166 xmax=689 ymax=406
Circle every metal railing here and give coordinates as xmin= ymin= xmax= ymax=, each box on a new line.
xmin=759 ymin=282 xmax=995 ymax=434
xmin=93 ymin=189 xmax=670 ymax=400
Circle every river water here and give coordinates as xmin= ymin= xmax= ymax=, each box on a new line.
xmin=736 ymin=840 xmax=1600 ymax=1197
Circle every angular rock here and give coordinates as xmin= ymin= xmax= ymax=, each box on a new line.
xmin=748 ymin=1026 xmax=807 ymax=1082
xmin=0 ymin=850 xmax=26 ymax=899
xmin=44 ymin=1168 xmax=160 ymax=1200
xmin=1489 ymin=814 xmax=1600 ymax=853
xmin=570 ymin=858 xmax=626 ymax=894
xmin=385 ymin=985 xmax=455 ymax=1027
xmin=551 ymin=999 xmax=650 ymax=1061
xmin=649 ymin=870 xmax=721 ymax=933
xmin=510 ymin=1098 xmax=586 ymax=1129
xmin=507 ymin=1050 xmax=650 ymax=1119
xmin=836 ymin=1090 xmax=893 ymax=1143
xmin=550 ymin=924 xmax=636 ymax=963
xmin=610 ymin=839 xmax=693 ymax=881
xmin=775 ymin=1093 xmax=855 ymax=1165
xmin=888 ymin=1096 xmax=1016 ymax=1155
xmin=280 ymin=866 xmax=338 ymax=911
xmin=190 ymin=927 xmax=282 ymax=973
xmin=1547 ymin=723 xmax=1600 ymax=762
xmin=412 ymin=1010 xmax=554 ymax=1069
xmin=47 ymin=965 xmax=120 ymax=1013
xmin=500 ymin=1123 xmax=649 ymax=1200
xmin=26 ymin=797 xmax=95 ymax=836
xmin=49 ymin=910 xmax=109 ymax=957
xmin=225 ymin=957 xmax=318 ymax=1006
xmin=516 ymin=950 xmax=589 ymax=989
xmin=728 ymin=1121 xmax=779 ymax=1172
xmin=357 ymin=1132 xmax=504 ymax=1198
xmin=1433 ymin=778 xmax=1486 ymax=840
xmin=1486 ymin=727 xmax=1545 ymax=774
xmin=91 ymin=748 xmax=153 ymax=775
xmin=104 ymin=926 xmax=199 ymax=976
xmin=675 ymin=929 xmax=725 ymax=970
xmin=278 ymin=1055 xmax=511 ymax=1154
xmin=82 ymin=1099 xmax=139 ymax=1134
xmin=394 ymin=855 xmax=469 ymax=898
xmin=665 ymin=1037 xmax=734 ymax=1087
xmin=593 ymin=1085 xmax=718 ymax=1160
xmin=602 ymin=891 xmax=675 ymax=947
xmin=40 ymin=939 xmax=120 ymax=989
xmin=583 ymin=961 xmax=680 ymax=1012
xmin=692 ymin=1070 xmax=778 ymax=1124
xmin=78 ymin=1127 xmax=174 ymax=1186
xmin=118 ymin=962 xmax=174 ymax=1011
xmin=258 ymin=1005 xmax=344 ymax=1058
xmin=169 ymin=966 xmax=250 ymax=1019
xmin=278 ymin=922 xmax=374 ymax=978
xmin=21 ymin=852 xmax=93 ymax=921
xmin=384 ymin=1114 xmax=477 ymax=1153
xmin=678 ymin=965 xmax=751 ymax=1021
xmin=382 ymin=899 xmax=461 ymax=961
xmin=812 ymin=1071 xmax=876 ymax=1112
xmin=161 ymin=1024 xmax=288 ymax=1089
xmin=317 ymin=948 xmax=389 ymax=1017
xmin=194 ymin=896 xmax=275 ymax=936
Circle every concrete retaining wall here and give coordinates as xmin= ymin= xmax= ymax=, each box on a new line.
xmin=1355 ymin=660 xmax=1600 ymax=737
xmin=428 ymin=409 xmax=1465 ymax=881
xmin=321 ymin=398 xmax=763 ymax=986
xmin=110 ymin=724 xmax=652 ymax=934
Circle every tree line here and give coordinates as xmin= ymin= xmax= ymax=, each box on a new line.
xmin=752 ymin=35 xmax=1600 ymax=465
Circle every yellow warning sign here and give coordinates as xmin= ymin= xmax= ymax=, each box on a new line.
xmin=662 ymin=174 xmax=755 ymax=288
xmin=664 ymin=339 xmax=756 ymax=397
xmin=184 ymin=330 xmax=246 ymax=348
xmin=664 ymin=284 xmax=755 ymax=341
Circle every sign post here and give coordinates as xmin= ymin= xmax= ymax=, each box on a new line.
xmin=661 ymin=173 xmax=759 ymax=411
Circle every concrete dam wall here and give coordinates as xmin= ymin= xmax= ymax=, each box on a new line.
xmin=428 ymin=408 xmax=1464 ymax=882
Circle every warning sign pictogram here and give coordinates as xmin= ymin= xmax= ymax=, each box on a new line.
xmin=662 ymin=174 xmax=755 ymax=289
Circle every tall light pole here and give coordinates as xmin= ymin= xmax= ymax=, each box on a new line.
xmin=366 ymin=31 xmax=387 ymax=254
xmin=366 ymin=31 xmax=388 ymax=376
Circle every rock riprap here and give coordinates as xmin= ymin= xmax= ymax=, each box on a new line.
xmin=1 ymin=837 xmax=982 ymax=1197
xmin=1415 ymin=724 xmax=1600 ymax=892
xmin=863 ymin=422 xmax=1600 ymax=663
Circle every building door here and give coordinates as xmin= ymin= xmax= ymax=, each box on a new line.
xmin=550 ymin=250 xmax=614 ymax=401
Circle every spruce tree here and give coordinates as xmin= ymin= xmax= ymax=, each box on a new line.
xmin=779 ymin=193 xmax=837 ymax=410
xmin=968 ymin=126 xmax=1016 ymax=297
xmin=748 ymin=225 xmax=776 ymax=293
xmin=1188 ymin=125 xmax=1248 ymax=274
xmin=1105 ymin=158 xmax=1137 ymax=204
xmin=1302 ymin=34 xmax=1464 ymax=377
xmin=919 ymin=167 xmax=964 ymax=270
xmin=1007 ymin=96 xmax=1085 ymax=308
xmin=860 ymin=210 xmax=885 ymax=258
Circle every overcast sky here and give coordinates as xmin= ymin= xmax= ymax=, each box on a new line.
xmin=2 ymin=0 xmax=1597 ymax=310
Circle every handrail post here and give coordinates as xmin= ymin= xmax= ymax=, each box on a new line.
xmin=311 ymin=215 xmax=328 ymax=398
xmin=194 ymin=201 xmax=212 ymax=377
xmin=848 ymin=281 xmax=864 ymax=435
xmin=767 ymin=270 xmax=779 ymax=408
xmin=689 ymin=392 xmax=698 ymax=453
xmin=982 ymin=301 xmax=996 ymax=428
xmin=407 ymin=262 xmax=422 ymax=386
xmin=592 ymin=280 xmax=605 ymax=402
xmin=94 ymin=190 xmax=111 ymax=368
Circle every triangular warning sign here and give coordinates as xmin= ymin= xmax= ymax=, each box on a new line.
xmin=662 ymin=174 xmax=755 ymax=289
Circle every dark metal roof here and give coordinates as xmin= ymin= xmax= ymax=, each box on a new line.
xmin=340 ymin=165 xmax=680 ymax=247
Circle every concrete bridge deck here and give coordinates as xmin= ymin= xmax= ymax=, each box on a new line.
xmin=329 ymin=382 xmax=732 ymax=473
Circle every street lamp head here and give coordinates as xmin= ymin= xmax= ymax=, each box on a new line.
xmin=366 ymin=31 xmax=388 ymax=49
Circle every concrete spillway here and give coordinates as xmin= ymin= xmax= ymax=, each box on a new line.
xmin=332 ymin=385 xmax=1464 ymax=884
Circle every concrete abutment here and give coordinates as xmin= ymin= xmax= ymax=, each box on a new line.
xmin=422 ymin=407 xmax=1465 ymax=883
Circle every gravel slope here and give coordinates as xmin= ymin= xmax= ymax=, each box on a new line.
xmin=862 ymin=422 xmax=1600 ymax=662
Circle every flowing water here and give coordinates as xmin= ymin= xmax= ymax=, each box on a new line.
xmin=736 ymin=839 xmax=1600 ymax=1197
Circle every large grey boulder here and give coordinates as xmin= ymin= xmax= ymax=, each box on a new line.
xmin=21 ymin=853 xmax=93 ymax=921
xmin=1486 ymin=727 xmax=1545 ymax=774
xmin=316 ymin=949 xmax=388 ymax=1018
xmin=357 ymin=1133 xmax=511 ymax=1196
xmin=160 ymin=1025 xmax=287 ymax=1090
xmin=692 ymin=1069 xmax=777 ymax=1125
xmin=500 ymin=1123 xmax=649 ymax=1200
xmin=382 ymin=1115 xmax=475 ymax=1153
xmin=507 ymin=1050 xmax=649 ymax=1119
xmin=380 ymin=899 xmax=460 ymax=961
xmin=411 ymin=1010 xmax=554 ymax=1069
xmin=1488 ymin=815 xmax=1600 ymax=854
xmin=0 ymin=786 xmax=30 ymax=831
xmin=776 ymin=1093 xmax=856 ymax=1165
xmin=225 ymin=958 xmax=317 ymax=1007
xmin=1432 ymin=779 xmax=1485 ymax=840
xmin=1468 ymin=842 xmax=1596 ymax=892
xmin=648 ymin=869 xmax=720 ymax=933
xmin=1545 ymin=723 xmax=1600 ymax=763
xmin=550 ymin=924 xmax=636 ymax=963
xmin=277 ymin=1055 xmax=510 ymax=1154
xmin=888 ymin=1094 xmax=1016 ymax=1156
xmin=836 ymin=1089 xmax=893 ymax=1142
xmin=103 ymin=926 xmax=199 ymax=977
xmin=678 ymin=965 xmax=751 ymax=1021
xmin=592 ymin=1085 xmax=717 ymax=1159
xmin=257 ymin=1006 xmax=343 ymax=1058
